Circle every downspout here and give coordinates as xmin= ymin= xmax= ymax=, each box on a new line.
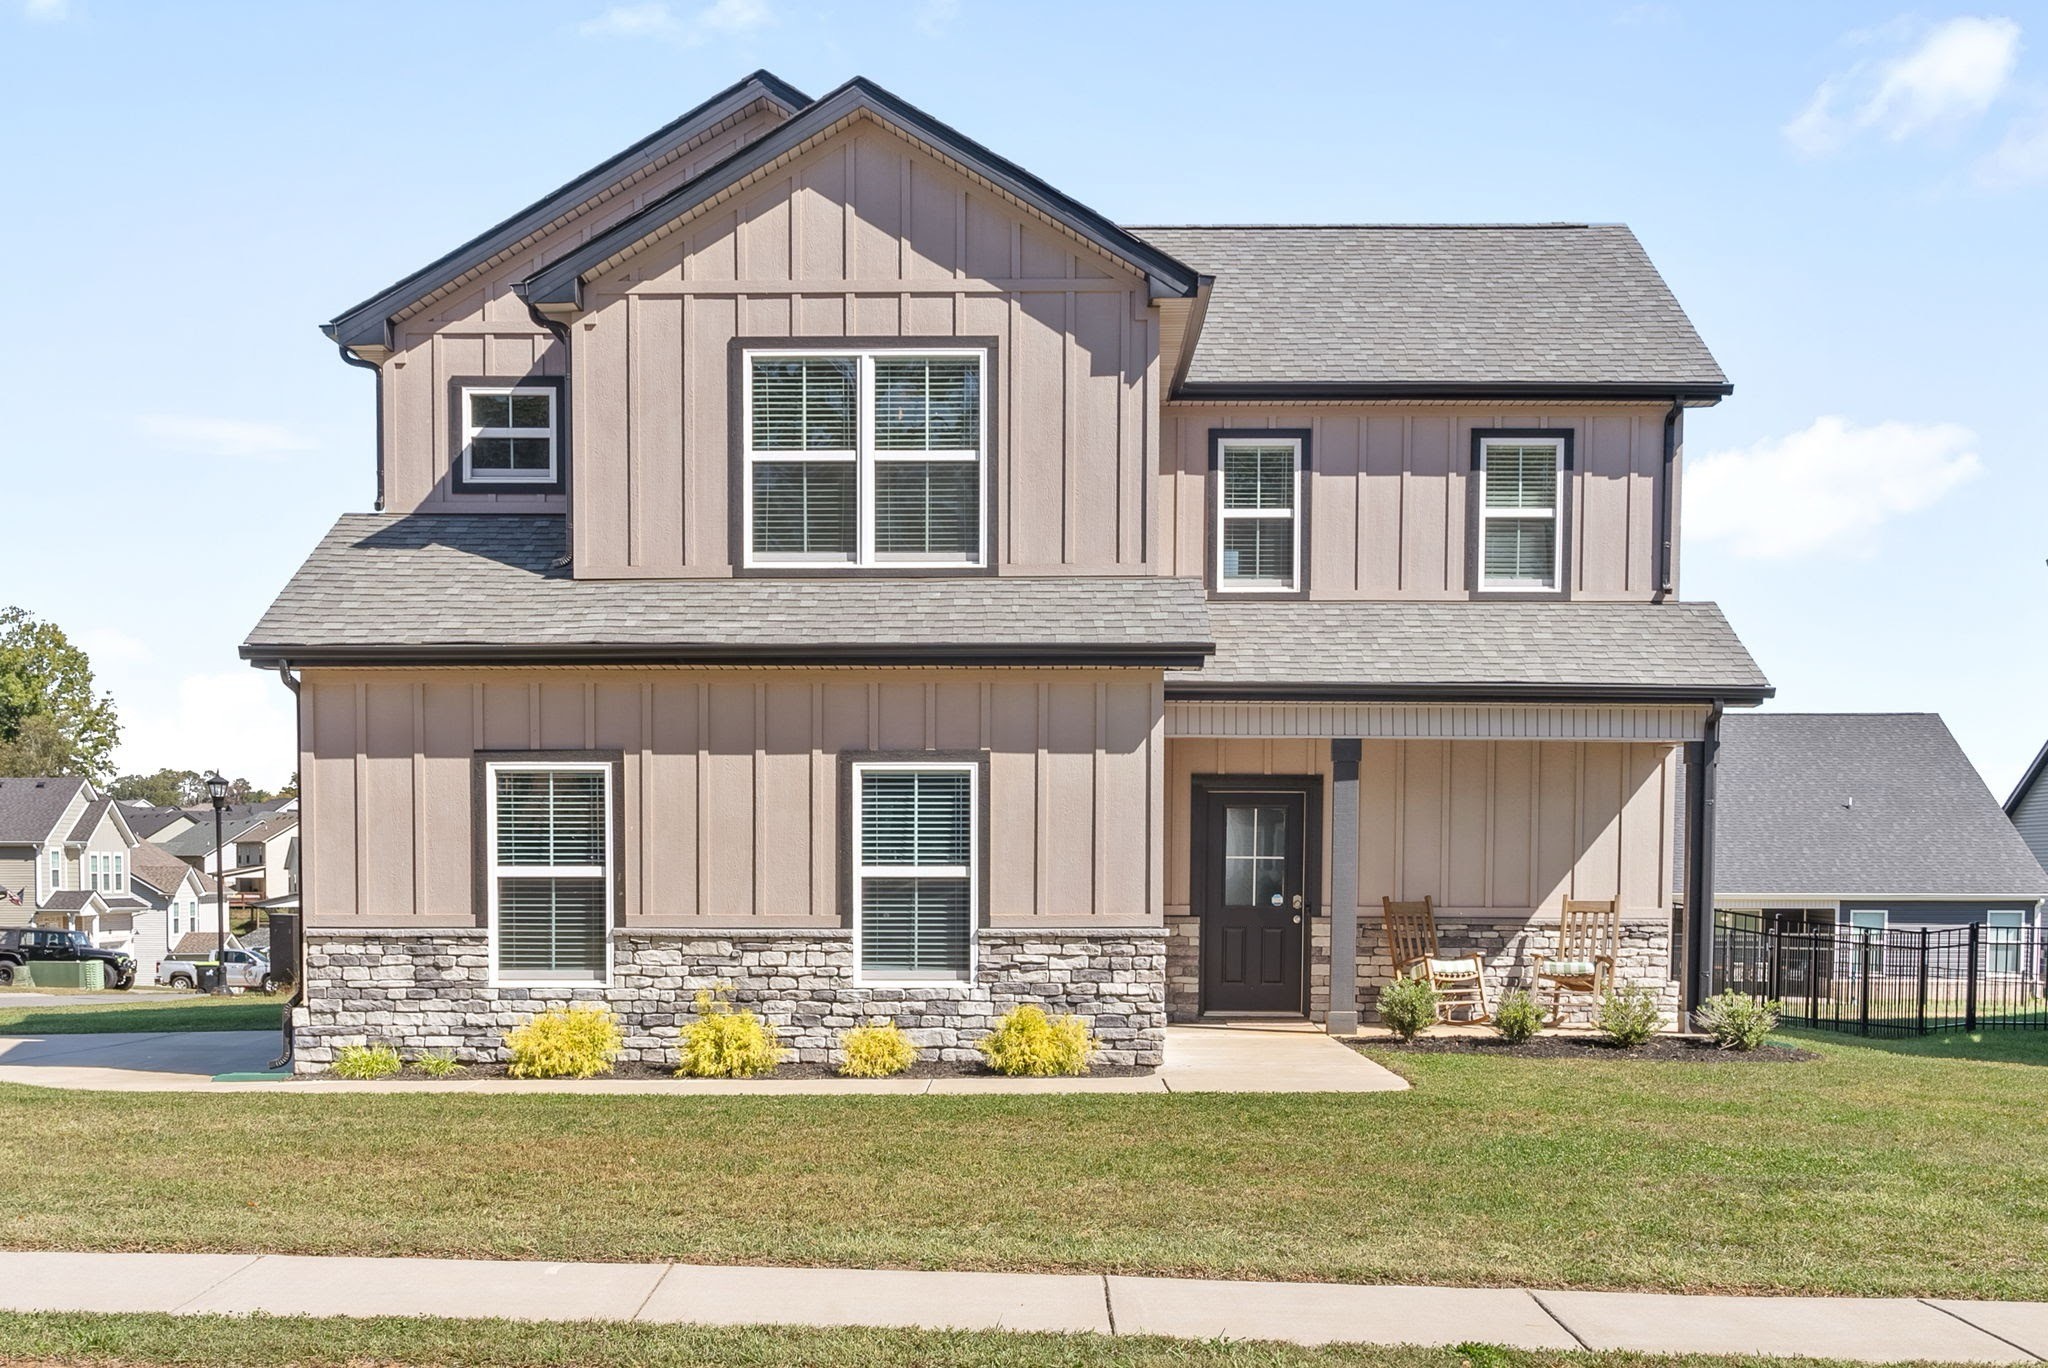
xmin=259 ymin=662 xmax=303 ymax=1073
xmin=1683 ymin=699 xmax=1725 ymax=1019
xmin=523 ymin=297 xmax=576 ymax=570
xmin=335 ymin=345 xmax=385 ymax=513
xmin=1658 ymin=396 xmax=1683 ymax=599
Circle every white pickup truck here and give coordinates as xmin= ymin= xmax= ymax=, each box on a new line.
xmin=157 ymin=946 xmax=282 ymax=993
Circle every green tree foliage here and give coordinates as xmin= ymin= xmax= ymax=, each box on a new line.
xmin=0 ymin=607 xmax=119 ymax=780
xmin=108 ymin=769 xmax=208 ymax=807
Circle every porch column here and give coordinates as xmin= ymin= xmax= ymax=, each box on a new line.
xmin=1327 ymin=738 xmax=1362 ymax=1034
xmin=1682 ymin=703 xmax=1724 ymax=1015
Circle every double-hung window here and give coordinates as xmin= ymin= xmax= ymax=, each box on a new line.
xmin=1478 ymin=437 xmax=1563 ymax=591
xmin=47 ymin=849 xmax=60 ymax=893
xmin=1215 ymin=438 xmax=1301 ymax=592
xmin=460 ymin=386 xmax=558 ymax=486
xmin=1986 ymin=910 xmax=2026 ymax=976
xmin=852 ymin=761 xmax=977 ymax=983
xmin=744 ymin=350 xmax=984 ymax=568
xmin=486 ymin=761 xmax=612 ymax=984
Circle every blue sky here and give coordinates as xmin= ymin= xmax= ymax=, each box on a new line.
xmin=3 ymin=1 xmax=2045 ymax=795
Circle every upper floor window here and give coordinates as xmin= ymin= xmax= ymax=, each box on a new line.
xmin=1213 ymin=435 xmax=1303 ymax=594
xmin=1477 ymin=436 xmax=1563 ymax=592
xmin=743 ymin=350 xmax=985 ymax=569
xmin=236 ymin=842 xmax=264 ymax=868
xmin=47 ymin=848 xmax=60 ymax=893
xmin=485 ymin=760 xmax=612 ymax=985
xmin=460 ymin=385 xmax=558 ymax=487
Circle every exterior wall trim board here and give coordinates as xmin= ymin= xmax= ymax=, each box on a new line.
xmin=1168 ymin=701 xmax=1711 ymax=741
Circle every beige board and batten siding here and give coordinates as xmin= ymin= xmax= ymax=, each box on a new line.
xmin=570 ymin=118 xmax=1158 ymax=578
xmin=1165 ymin=737 xmax=1676 ymax=922
xmin=1161 ymin=405 xmax=1676 ymax=599
xmin=377 ymin=103 xmax=793 ymax=515
xmin=301 ymin=668 xmax=1163 ymax=930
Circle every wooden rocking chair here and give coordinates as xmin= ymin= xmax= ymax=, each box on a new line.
xmin=1381 ymin=895 xmax=1490 ymax=1023
xmin=1536 ymin=898 xmax=1622 ymax=1020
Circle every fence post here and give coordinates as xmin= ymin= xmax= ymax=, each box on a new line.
xmin=1916 ymin=928 xmax=1929 ymax=1036
xmin=1965 ymin=921 xmax=1980 ymax=1033
xmin=1858 ymin=934 xmax=1872 ymax=1036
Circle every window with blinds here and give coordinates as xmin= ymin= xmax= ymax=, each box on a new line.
xmin=461 ymin=386 xmax=558 ymax=485
xmin=488 ymin=764 xmax=610 ymax=982
xmin=745 ymin=351 xmax=983 ymax=567
xmin=1479 ymin=439 xmax=1561 ymax=590
xmin=1216 ymin=439 xmax=1300 ymax=591
xmin=854 ymin=764 xmax=975 ymax=981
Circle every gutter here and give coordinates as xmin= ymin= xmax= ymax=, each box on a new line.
xmin=1166 ymin=681 xmax=1774 ymax=706
xmin=242 ymin=641 xmax=1218 ymax=670
xmin=1170 ymin=382 xmax=1733 ymax=403
xmin=334 ymin=344 xmax=386 ymax=513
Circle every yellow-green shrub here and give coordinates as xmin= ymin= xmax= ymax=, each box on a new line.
xmin=976 ymin=1004 xmax=1096 ymax=1077
xmin=331 ymin=1044 xmax=401 ymax=1080
xmin=414 ymin=1051 xmax=465 ymax=1078
xmin=675 ymin=985 xmax=786 ymax=1078
xmin=504 ymin=1003 xmax=623 ymax=1079
xmin=838 ymin=1021 xmax=919 ymax=1078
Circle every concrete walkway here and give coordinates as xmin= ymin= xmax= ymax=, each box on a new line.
xmin=0 ymin=1021 xmax=1407 ymax=1095
xmin=0 ymin=1250 xmax=2039 ymax=1361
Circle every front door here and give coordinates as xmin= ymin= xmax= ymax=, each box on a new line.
xmin=1199 ymin=787 xmax=1309 ymax=1013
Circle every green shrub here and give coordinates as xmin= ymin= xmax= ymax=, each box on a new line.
xmin=505 ymin=1004 xmax=623 ymax=1079
xmin=838 ymin=1021 xmax=919 ymax=1078
xmin=1597 ymin=986 xmax=1664 ymax=1048
xmin=976 ymin=1004 xmax=1096 ymax=1076
xmin=414 ymin=1051 xmax=465 ymax=1078
xmin=331 ymin=1044 xmax=401 ymax=1080
xmin=1694 ymin=991 xmax=1780 ymax=1051
xmin=1492 ymin=989 xmax=1544 ymax=1045
xmin=675 ymin=986 xmax=786 ymax=1078
xmin=1377 ymin=975 xmax=1440 ymax=1042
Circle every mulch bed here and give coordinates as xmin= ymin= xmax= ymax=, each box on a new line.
xmin=373 ymin=1059 xmax=1154 ymax=1082
xmin=1349 ymin=1034 xmax=1820 ymax=1063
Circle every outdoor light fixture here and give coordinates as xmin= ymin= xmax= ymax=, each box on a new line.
xmin=205 ymin=772 xmax=229 ymax=995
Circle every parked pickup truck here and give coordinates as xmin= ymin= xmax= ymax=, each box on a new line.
xmin=0 ymin=928 xmax=137 ymax=989
xmin=158 ymin=946 xmax=282 ymax=993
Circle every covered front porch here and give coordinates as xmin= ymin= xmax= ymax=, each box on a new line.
xmin=1162 ymin=700 xmax=1729 ymax=1031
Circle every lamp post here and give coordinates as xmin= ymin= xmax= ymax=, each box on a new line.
xmin=205 ymin=772 xmax=230 ymax=995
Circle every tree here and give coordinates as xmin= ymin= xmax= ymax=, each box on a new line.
xmin=0 ymin=607 xmax=119 ymax=780
xmin=108 ymin=769 xmax=207 ymax=807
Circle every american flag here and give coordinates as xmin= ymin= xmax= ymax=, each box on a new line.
xmin=1 ymin=886 xmax=21 ymax=906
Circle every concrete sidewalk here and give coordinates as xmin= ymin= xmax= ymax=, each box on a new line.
xmin=0 ymin=1250 xmax=2040 ymax=1361
xmin=0 ymin=1021 xmax=1407 ymax=1095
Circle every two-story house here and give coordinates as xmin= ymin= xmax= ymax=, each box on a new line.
xmin=246 ymin=72 xmax=1768 ymax=1071
xmin=160 ymin=808 xmax=299 ymax=911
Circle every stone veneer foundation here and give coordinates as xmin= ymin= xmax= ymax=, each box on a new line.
xmin=1167 ymin=912 xmax=1677 ymax=1027
xmin=293 ymin=926 xmax=1167 ymax=1073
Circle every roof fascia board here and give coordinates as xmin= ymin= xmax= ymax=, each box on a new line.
xmin=324 ymin=70 xmax=811 ymax=350
xmin=1167 ymin=683 xmax=1775 ymax=705
xmin=1173 ymin=381 xmax=1734 ymax=402
xmin=2005 ymin=737 xmax=2048 ymax=814
xmin=520 ymin=78 xmax=1200 ymax=306
xmin=244 ymin=641 xmax=1214 ymax=669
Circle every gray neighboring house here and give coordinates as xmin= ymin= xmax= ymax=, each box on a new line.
xmin=1677 ymin=713 xmax=2048 ymax=938
xmin=2004 ymin=739 xmax=2048 ymax=876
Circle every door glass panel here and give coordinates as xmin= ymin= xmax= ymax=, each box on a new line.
xmin=1223 ymin=804 xmax=1288 ymax=907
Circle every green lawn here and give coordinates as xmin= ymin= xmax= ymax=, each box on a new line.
xmin=0 ymin=1029 xmax=2041 ymax=1299
xmin=0 ymin=1313 xmax=1996 ymax=1368
xmin=0 ymin=992 xmax=285 ymax=1035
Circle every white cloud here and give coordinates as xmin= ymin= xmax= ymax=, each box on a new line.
xmin=915 ymin=0 xmax=961 ymax=35
xmin=1976 ymin=98 xmax=2048 ymax=183
xmin=112 ymin=670 xmax=296 ymax=790
xmin=22 ymin=0 xmax=69 ymax=20
xmin=1785 ymin=16 xmax=2021 ymax=156
xmin=579 ymin=0 xmax=773 ymax=42
xmin=135 ymin=415 xmax=318 ymax=461
xmin=1688 ymin=416 xmax=1982 ymax=559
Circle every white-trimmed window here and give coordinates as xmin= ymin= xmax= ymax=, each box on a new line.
xmin=853 ymin=762 xmax=976 ymax=983
xmin=461 ymin=386 xmax=558 ymax=485
xmin=1987 ymin=910 xmax=2026 ymax=976
xmin=47 ymin=848 xmax=60 ymax=894
xmin=1215 ymin=439 xmax=1301 ymax=592
xmin=485 ymin=762 xmax=612 ymax=984
xmin=1478 ymin=437 xmax=1563 ymax=591
xmin=744 ymin=350 xmax=985 ymax=568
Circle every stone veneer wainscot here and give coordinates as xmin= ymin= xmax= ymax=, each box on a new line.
xmin=292 ymin=926 xmax=1167 ymax=1072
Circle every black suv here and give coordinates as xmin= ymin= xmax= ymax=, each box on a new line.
xmin=0 ymin=928 xmax=137 ymax=989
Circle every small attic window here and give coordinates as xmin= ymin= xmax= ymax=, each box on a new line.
xmin=452 ymin=378 xmax=566 ymax=494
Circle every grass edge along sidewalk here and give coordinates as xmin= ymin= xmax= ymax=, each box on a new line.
xmin=0 ymin=993 xmax=285 ymax=1035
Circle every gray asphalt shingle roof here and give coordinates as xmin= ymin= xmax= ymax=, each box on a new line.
xmin=1675 ymin=713 xmax=2048 ymax=900
xmin=1130 ymin=224 xmax=1726 ymax=390
xmin=243 ymin=516 xmax=1216 ymax=665
xmin=0 ymin=777 xmax=87 ymax=845
xmin=66 ymin=798 xmax=115 ymax=842
xmin=1172 ymin=601 xmax=1767 ymax=696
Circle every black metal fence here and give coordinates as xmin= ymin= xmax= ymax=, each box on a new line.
xmin=1711 ymin=910 xmax=2048 ymax=1035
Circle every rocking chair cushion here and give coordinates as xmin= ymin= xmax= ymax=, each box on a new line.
xmin=1539 ymin=959 xmax=1599 ymax=978
xmin=1425 ymin=957 xmax=1483 ymax=978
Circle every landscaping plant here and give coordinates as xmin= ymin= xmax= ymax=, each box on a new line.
xmin=1694 ymin=990 xmax=1780 ymax=1051
xmin=413 ymin=1052 xmax=465 ymax=1078
xmin=675 ymin=986 xmax=786 ymax=1078
xmin=1595 ymin=986 xmax=1663 ymax=1048
xmin=976 ymin=1004 xmax=1096 ymax=1076
xmin=505 ymin=1004 xmax=623 ymax=1079
xmin=330 ymin=1044 xmax=401 ymax=1080
xmin=838 ymin=1021 xmax=919 ymax=1078
xmin=1491 ymin=989 xmax=1544 ymax=1045
xmin=1376 ymin=975 xmax=1440 ymax=1041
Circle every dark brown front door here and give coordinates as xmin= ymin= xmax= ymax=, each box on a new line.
xmin=1199 ymin=787 xmax=1308 ymax=1013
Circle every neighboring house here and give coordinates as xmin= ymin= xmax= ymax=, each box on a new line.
xmin=117 ymin=802 xmax=195 ymax=844
xmin=1677 ymin=714 xmax=2048 ymax=941
xmin=159 ymin=811 xmax=299 ymax=908
xmin=2005 ymin=739 xmax=2048 ymax=877
xmin=0 ymin=777 xmax=149 ymax=938
xmin=245 ymin=71 xmax=1769 ymax=1070
xmin=127 ymin=844 xmax=222 ymax=983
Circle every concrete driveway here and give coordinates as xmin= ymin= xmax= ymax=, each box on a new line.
xmin=0 ymin=1031 xmax=279 ymax=1089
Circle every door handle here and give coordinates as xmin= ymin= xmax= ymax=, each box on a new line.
xmin=1291 ymin=914 xmax=1302 ymax=924
xmin=1291 ymin=893 xmax=1304 ymax=909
